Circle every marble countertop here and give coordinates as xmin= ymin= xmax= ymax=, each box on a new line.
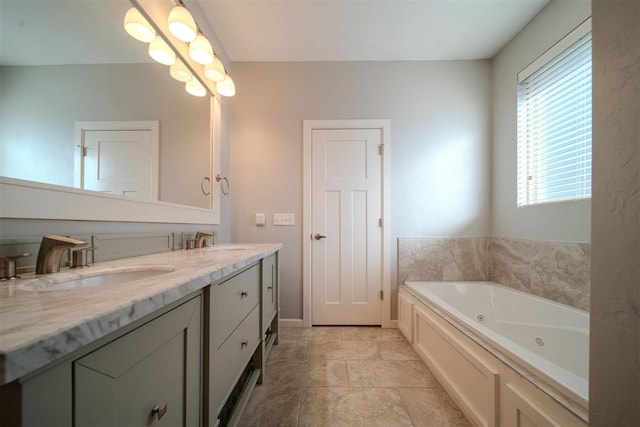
xmin=0 ymin=243 xmax=282 ymax=385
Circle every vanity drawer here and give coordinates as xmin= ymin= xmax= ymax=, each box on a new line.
xmin=211 ymin=264 xmax=260 ymax=348
xmin=211 ymin=305 xmax=260 ymax=416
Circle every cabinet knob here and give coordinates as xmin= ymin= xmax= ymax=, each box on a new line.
xmin=240 ymin=291 xmax=248 ymax=298
xmin=267 ymin=286 xmax=273 ymax=291
xmin=151 ymin=402 xmax=168 ymax=420
xmin=241 ymin=340 xmax=248 ymax=348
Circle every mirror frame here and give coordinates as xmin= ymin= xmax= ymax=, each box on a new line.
xmin=0 ymin=1 xmax=223 ymax=225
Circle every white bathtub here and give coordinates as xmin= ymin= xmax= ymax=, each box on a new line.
xmin=401 ymin=281 xmax=589 ymax=424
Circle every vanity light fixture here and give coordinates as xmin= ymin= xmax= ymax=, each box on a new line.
xmin=216 ymin=74 xmax=236 ymax=97
xmin=204 ymin=56 xmax=226 ymax=82
xmin=186 ymin=79 xmax=207 ymax=97
xmin=170 ymin=59 xmax=193 ymax=83
xmin=123 ymin=7 xmax=156 ymax=43
xmin=149 ymin=36 xmax=176 ymax=65
xmin=123 ymin=3 xmax=234 ymax=98
xmin=168 ymin=4 xmax=197 ymax=42
xmin=189 ymin=34 xmax=214 ymax=65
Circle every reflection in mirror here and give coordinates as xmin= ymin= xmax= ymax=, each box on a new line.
xmin=0 ymin=0 xmax=214 ymax=209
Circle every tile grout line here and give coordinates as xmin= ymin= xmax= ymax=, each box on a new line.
xmin=396 ymin=386 xmax=419 ymax=427
xmin=295 ymin=375 xmax=305 ymax=427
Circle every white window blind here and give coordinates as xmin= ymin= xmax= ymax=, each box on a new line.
xmin=517 ymin=20 xmax=592 ymax=207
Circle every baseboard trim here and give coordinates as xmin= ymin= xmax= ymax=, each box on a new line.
xmin=388 ymin=320 xmax=398 ymax=328
xmin=279 ymin=318 xmax=304 ymax=328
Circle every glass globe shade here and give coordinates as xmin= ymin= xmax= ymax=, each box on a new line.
xmin=204 ymin=56 xmax=225 ymax=82
xmin=168 ymin=5 xmax=197 ymax=42
xmin=123 ymin=7 xmax=155 ymax=43
xmin=186 ymin=80 xmax=207 ymax=97
xmin=148 ymin=36 xmax=175 ymax=66
xmin=216 ymin=74 xmax=236 ymax=97
xmin=170 ymin=60 xmax=193 ymax=83
xmin=189 ymin=34 xmax=213 ymax=65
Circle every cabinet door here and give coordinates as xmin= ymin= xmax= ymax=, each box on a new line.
xmin=74 ymin=296 xmax=201 ymax=427
xmin=261 ymin=253 xmax=278 ymax=331
xmin=18 ymin=362 xmax=72 ymax=427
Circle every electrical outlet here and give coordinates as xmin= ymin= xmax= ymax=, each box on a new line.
xmin=273 ymin=213 xmax=295 ymax=226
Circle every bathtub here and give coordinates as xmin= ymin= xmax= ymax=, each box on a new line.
xmin=399 ymin=281 xmax=588 ymax=426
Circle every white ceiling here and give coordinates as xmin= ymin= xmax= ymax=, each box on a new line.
xmin=195 ymin=0 xmax=550 ymax=62
xmin=1 ymin=0 xmax=550 ymax=66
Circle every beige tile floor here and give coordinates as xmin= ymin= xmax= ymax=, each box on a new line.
xmin=239 ymin=326 xmax=472 ymax=427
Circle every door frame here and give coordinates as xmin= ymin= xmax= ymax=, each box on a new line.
xmin=302 ymin=119 xmax=391 ymax=328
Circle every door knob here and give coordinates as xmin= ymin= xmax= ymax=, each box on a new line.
xmin=314 ymin=234 xmax=327 ymax=240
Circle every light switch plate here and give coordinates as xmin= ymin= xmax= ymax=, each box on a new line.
xmin=273 ymin=213 xmax=295 ymax=226
xmin=255 ymin=213 xmax=266 ymax=226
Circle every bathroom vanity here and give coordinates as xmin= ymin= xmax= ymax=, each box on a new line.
xmin=0 ymin=243 xmax=281 ymax=427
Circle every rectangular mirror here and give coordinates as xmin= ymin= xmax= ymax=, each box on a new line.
xmin=0 ymin=0 xmax=221 ymax=223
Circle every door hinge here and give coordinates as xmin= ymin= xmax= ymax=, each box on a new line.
xmin=79 ymin=145 xmax=88 ymax=157
xmin=378 ymin=217 xmax=383 ymax=228
xmin=380 ymin=290 xmax=384 ymax=300
xmin=378 ymin=144 xmax=384 ymax=155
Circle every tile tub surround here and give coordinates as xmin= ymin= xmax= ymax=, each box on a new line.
xmin=491 ymin=238 xmax=590 ymax=311
xmin=398 ymin=237 xmax=590 ymax=311
xmin=0 ymin=243 xmax=282 ymax=384
xmin=239 ymin=326 xmax=471 ymax=427
xmin=397 ymin=237 xmax=491 ymax=283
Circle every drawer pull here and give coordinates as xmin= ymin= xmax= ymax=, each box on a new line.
xmin=151 ymin=402 xmax=168 ymax=420
xmin=240 ymin=291 xmax=248 ymax=298
xmin=241 ymin=340 xmax=248 ymax=348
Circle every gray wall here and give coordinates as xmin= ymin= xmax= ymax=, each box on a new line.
xmin=590 ymin=0 xmax=639 ymax=424
xmin=491 ymin=0 xmax=592 ymax=242
xmin=229 ymin=61 xmax=491 ymax=319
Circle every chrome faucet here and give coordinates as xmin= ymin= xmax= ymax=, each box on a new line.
xmin=195 ymin=231 xmax=213 ymax=248
xmin=36 ymin=235 xmax=86 ymax=274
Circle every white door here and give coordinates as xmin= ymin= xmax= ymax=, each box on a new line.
xmin=74 ymin=121 xmax=159 ymax=200
xmin=311 ymin=128 xmax=383 ymax=325
xmin=82 ymin=130 xmax=152 ymax=198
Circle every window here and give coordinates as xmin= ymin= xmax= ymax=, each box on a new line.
xmin=517 ymin=19 xmax=592 ymax=207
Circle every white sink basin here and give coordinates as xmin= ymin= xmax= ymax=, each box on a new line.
xmin=20 ymin=266 xmax=176 ymax=291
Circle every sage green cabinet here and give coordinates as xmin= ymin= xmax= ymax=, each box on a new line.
xmin=210 ymin=305 xmax=260 ymax=416
xmin=209 ymin=264 xmax=262 ymax=424
xmin=261 ymin=253 xmax=278 ymax=338
xmin=20 ymin=362 xmax=72 ymax=426
xmin=74 ymin=296 xmax=202 ymax=427
xmin=0 ymin=250 xmax=280 ymax=427
xmin=210 ymin=264 xmax=260 ymax=350
xmin=260 ymin=253 xmax=279 ymax=384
